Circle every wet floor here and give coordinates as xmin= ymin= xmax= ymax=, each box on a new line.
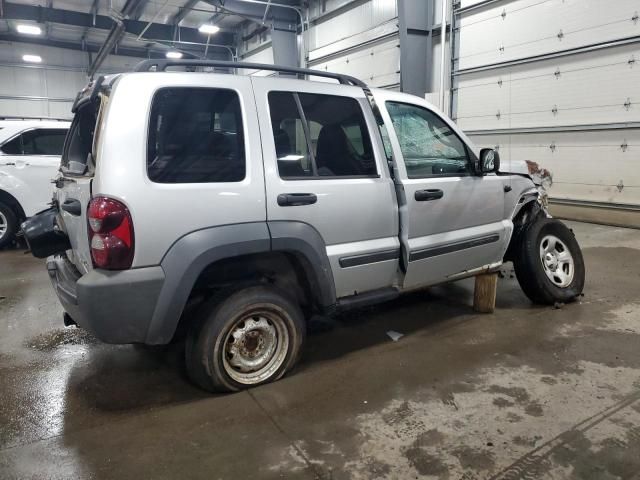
xmin=1 ymin=221 xmax=640 ymax=479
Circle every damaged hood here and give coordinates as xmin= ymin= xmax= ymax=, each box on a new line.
xmin=501 ymin=159 xmax=553 ymax=208
xmin=501 ymin=159 xmax=553 ymax=189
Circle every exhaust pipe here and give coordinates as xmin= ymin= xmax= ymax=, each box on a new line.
xmin=63 ymin=313 xmax=77 ymax=328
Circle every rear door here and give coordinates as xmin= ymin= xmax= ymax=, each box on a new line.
xmin=252 ymin=77 xmax=400 ymax=298
xmin=373 ymin=90 xmax=510 ymax=288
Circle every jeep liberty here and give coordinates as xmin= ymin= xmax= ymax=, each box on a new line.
xmin=22 ymin=60 xmax=585 ymax=392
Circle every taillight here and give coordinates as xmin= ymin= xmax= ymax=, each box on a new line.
xmin=87 ymin=196 xmax=134 ymax=270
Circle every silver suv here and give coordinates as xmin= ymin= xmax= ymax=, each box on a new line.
xmin=23 ymin=60 xmax=585 ymax=392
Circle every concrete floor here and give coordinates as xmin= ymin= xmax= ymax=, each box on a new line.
xmin=1 ymin=221 xmax=640 ymax=479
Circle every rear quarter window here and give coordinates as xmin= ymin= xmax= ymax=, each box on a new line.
xmin=147 ymin=87 xmax=246 ymax=184
xmin=61 ymin=100 xmax=101 ymax=174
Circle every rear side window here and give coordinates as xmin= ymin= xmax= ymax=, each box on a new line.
xmin=147 ymin=88 xmax=245 ymax=183
xmin=268 ymin=91 xmax=377 ymax=179
xmin=22 ymin=129 xmax=67 ymax=155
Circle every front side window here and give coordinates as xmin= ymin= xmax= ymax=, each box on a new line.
xmin=268 ymin=91 xmax=377 ymax=179
xmin=386 ymin=102 xmax=471 ymax=178
xmin=147 ymin=88 xmax=245 ymax=183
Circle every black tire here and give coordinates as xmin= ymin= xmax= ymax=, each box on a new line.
xmin=513 ymin=218 xmax=585 ymax=305
xmin=0 ymin=202 xmax=18 ymax=249
xmin=185 ymin=285 xmax=305 ymax=392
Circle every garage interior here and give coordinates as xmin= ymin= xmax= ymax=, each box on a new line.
xmin=1 ymin=0 xmax=640 ymax=479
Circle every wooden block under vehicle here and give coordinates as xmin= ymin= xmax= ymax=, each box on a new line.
xmin=473 ymin=273 xmax=498 ymax=313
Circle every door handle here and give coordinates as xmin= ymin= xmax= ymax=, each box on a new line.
xmin=415 ymin=189 xmax=444 ymax=201
xmin=61 ymin=198 xmax=82 ymax=216
xmin=277 ymin=193 xmax=317 ymax=206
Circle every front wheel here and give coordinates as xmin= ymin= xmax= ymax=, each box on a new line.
xmin=0 ymin=202 xmax=18 ymax=249
xmin=185 ymin=286 xmax=305 ymax=392
xmin=513 ymin=218 xmax=585 ymax=305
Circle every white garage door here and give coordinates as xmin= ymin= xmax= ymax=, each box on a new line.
xmin=452 ymin=0 xmax=640 ymax=218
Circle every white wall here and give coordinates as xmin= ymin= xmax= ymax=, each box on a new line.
xmin=453 ymin=0 xmax=640 ymax=208
xmin=0 ymin=41 xmax=146 ymax=119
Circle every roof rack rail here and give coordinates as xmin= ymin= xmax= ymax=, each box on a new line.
xmin=0 ymin=116 xmax=70 ymax=121
xmin=133 ymin=59 xmax=367 ymax=89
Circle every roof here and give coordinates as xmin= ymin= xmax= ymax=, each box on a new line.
xmin=0 ymin=0 xmax=302 ymax=67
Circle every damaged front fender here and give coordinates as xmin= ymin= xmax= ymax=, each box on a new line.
xmin=501 ymin=160 xmax=554 ymax=262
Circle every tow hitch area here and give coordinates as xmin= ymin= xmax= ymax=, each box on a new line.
xmin=21 ymin=207 xmax=70 ymax=258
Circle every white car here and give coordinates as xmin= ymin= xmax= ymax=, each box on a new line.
xmin=0 ymin=118 xmax=70 ymax=247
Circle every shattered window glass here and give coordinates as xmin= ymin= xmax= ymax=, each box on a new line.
xmin=386 ymin=102 xmax=471 ymax=178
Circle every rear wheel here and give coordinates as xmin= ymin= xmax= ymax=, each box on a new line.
xmin=0 ymin=202 xmax=18 ymax=249
xmin=513 ymin=218 xmax=585 ymax=304
xmin=185 ymin=285 xmax=305 ymax=392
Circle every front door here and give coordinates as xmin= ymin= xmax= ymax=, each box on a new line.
xmin=374 ymin=90 xmax=510 ymax=289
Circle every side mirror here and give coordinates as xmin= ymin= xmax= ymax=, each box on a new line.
xmin=478 ymin=148 xmax=500 ymax=175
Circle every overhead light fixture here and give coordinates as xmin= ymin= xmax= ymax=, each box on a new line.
xmin=165 ymin=51 xmax=183 ymax=59
xmin=17 ymin=24 xmax=42 ymax=35
xmin=22 ymin=54 xmax=42 ymax=63
xmin=198 ymin=24 xmax=220 ymax=35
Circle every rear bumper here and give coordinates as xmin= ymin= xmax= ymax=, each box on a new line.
xmin=47 ymin=255 xmax=165 ymax=344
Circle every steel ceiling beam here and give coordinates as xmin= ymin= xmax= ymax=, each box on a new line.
xmin=171 ymin=0 xmax=201 ymax=25
xmin=202 ymin=0 xmax=298 ymax=30
xmin=0 ymin=33 xmax=228 ymax=62
xmin=2 ymin=2 xmax=235 ymax=45
xmin=108 ymin=0 xmax=148 ymax=58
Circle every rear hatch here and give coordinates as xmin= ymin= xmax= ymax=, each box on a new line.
xmin=56 ymin=79 xmax=109 ymax=274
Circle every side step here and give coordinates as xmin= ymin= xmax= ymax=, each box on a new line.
xmin=336 ymin=287 xmax=400 ymax=311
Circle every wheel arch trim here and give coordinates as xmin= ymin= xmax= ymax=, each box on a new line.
xmin=146 ymin=221 xmax=335 ymax=344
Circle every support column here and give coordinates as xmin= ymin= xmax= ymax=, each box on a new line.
xmin=271 ymin=28 xmax=299 ymax=68
xmin=398 ymin=0 xmax=432 ymax=98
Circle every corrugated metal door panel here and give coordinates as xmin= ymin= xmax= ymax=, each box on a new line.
xmin=48 ymin=102 xmax=73 ymax=119
xmin=469 ymin=129 xmax=640 ymax=205
xmin=0 ymin=98 xmax=48 ymax=117
xmin=309 ymin=0 xmax=397 ymax=51
xmin=458 ymin=0 xmax=640 ymax=70
xmin=311 ymin=36 xmax=400 ymax=88
xmin=456 ymin=43 xmax=640 ymax=130
xmin=44 ymin=70 xmax=85 ymax=99
xmin=0 ymin=66 xmax=46 ymax=96
xmin=459 ymin=0 xmax=489 ymax=8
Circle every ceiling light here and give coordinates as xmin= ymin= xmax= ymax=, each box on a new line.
xmin=198 ymin=24 xmax=220 ymax=35
xmin=17 ymin=24 xmax=42 ymax=35
xmin=165 ymin=51 xmax=183 ymax=59
xmin=22 ymin=54 xmax=42 ymax=63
